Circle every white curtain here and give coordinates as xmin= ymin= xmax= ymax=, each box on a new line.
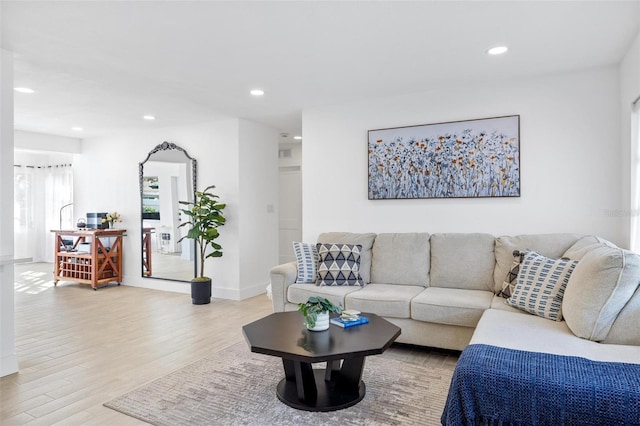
xmin=14 ymin=164 xmax=73 ymax=262
xmin=631 ymin=99 xmax=640 ymax=252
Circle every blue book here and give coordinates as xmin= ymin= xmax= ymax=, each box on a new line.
xmin=330 ymin=316 xmax=369 ymax=328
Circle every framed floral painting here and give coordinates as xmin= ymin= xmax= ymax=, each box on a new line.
xmin=368 ymin=115 xmax=520 ymax=199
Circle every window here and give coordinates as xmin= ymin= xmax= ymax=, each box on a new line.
xmin=14 ymin=162 xmax=73 ymax=261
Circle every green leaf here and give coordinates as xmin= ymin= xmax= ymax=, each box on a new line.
xmin=297 ymin=296 xmax=341 ymax=326
xmin=177 ymin=184 xmax=226 ymax=278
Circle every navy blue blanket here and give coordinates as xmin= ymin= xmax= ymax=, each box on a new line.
xmin=441 ymin=344 xmax=640 ymax=426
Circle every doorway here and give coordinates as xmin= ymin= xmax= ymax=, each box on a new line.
xmin=278 ymin=144 xmax=302 ymax=264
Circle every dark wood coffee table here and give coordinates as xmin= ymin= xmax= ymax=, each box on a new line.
xmin=242 ymin=311 xmax=401 ymax=412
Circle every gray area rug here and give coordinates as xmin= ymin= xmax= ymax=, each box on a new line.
xmin=105 ymin=342 xmax=455 ymax=425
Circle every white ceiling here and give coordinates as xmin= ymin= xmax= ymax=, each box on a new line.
xmin=2 ymin=1 xmax=639 ymax=141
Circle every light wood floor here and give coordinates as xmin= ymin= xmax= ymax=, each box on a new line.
xmin=2 ymin=262 xmax=459 ymax=425
xmin=1 ymin=263 xmax=274 ymax=425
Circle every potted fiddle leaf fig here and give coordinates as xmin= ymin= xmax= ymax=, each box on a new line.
xmin=298 ymin=296 xmax=342 ymax=331
xmin=178 ymin=185 xmax=226 ymax=305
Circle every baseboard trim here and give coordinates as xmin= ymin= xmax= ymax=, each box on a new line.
xmin=212 ymin=281 xmax=269 ymax=301
xmin=122 ymin=275 xmax=268 ymax=301
xmin=239 ymin=281 xmax=269 ymax=301
xmin=124 ymin=276 xmax=190 ymax=294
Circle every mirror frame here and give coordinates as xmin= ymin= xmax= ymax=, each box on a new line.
xmin=139 ymin=141 xmax=198 ymax=281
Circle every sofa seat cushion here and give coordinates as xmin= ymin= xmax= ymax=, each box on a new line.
xmin=345 ymin=284 xmax=424 ymax=319
xmin=287 ymin=283 xmax=361 ymax=309
xmin=370 ymin=233 xmax=430 ymax=286
xmin=411 ymin=287 xmax=493 ymax=327
xmin=430 ymin=233 xmax=496 ymax=291
xmin=472 ymin=309 xmax=640 ymax=364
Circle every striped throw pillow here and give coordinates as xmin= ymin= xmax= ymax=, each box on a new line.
xmin=293 ymin=242 xmax=318 ymax=283
xmin=506 ymin=250 xmax=578 ymax=321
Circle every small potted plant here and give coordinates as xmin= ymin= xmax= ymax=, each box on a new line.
xmin=178 ymin=185 xmax=226 ymax=305
xmin=298 ymin=296 xmax=342 ymax=331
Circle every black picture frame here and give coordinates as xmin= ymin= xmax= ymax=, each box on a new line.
xmin=368 ymin=115 xmax=520 ymax=199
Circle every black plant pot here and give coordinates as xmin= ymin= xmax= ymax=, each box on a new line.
xmin=191 ymin=278 xmax=212 ymax=305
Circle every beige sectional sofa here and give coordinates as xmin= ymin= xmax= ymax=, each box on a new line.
xmin=269 ymin=232 xmax=640 ymax=353
xmin=271 ymin=231 xmax=640 ymax=424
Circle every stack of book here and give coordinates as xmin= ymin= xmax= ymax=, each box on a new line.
xmin=330 ymin=310 xmax=369 ymax=328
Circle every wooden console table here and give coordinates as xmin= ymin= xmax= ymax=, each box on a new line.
xmin=51 ymin=229 xmax=126 ymax=290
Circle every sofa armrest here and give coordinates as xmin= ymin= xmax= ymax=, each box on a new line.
xmin=270 ymin=261 xmax=297 ymax=312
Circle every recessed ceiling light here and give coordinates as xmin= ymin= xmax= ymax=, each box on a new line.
xmin=487 ymin=46 xmax=508 ymax=55
xmin=71 ymin=127 xmax=83 ymax=132
xmin=293 ymin=136 xmax=302 ymax=140
xmin=143 ymin=115 xmax=156 ymax=120
xmin=250 ymin=89 xmax=265 ymax=96
xmin=14 ymin=87 xmax=35 ymax=94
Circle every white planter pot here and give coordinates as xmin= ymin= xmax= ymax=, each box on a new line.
xmin=306 ymin=311 xmax=330 ymax=331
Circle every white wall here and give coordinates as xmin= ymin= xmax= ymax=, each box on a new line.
xmin=621 ymin=30 xmax=640 ymax=248
xmin=302 ymin=66 xmax=625 ymax=246
xmin=279 ymin=143 xmax=302 ymax=168
xmin=14 ymin=150 xmax=74 ymax=167
xmin=238 ymin=119 xmax=280 ymax=299
xmin=74 ymin=118 xmax=279 ymax=300
xmin=0 ymin=48 xmax=18 ymax=377
xmin=15 ymin=130 xmax=81 ymax=153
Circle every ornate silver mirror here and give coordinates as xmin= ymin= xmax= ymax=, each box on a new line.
xmin=139 ymin=142 xmax=197 ymax=281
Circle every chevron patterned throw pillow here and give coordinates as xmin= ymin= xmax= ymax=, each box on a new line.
xmin=316 ymin=243 xmax=364 ymax=286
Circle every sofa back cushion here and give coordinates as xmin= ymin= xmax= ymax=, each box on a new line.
xmin=602 ymin=286 xmax=640 ymax=345
xmin=370 ymin=233 xmax=430 ymax=286
xmin=563 ymin=235 xmax=617 ymax=260
xmin=317 ymin=232 xmax=376 ymax=283
xmin=493 ymin=234 xmax=580 ymax=294
xmin=430 ymin=233 xmax=495 ymax=291
xmin=562 ymin=246 xmax=640 ymax=342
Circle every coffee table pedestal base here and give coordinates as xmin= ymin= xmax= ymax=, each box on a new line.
xmin=276 ymin=369 xmax=365 ymax=412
